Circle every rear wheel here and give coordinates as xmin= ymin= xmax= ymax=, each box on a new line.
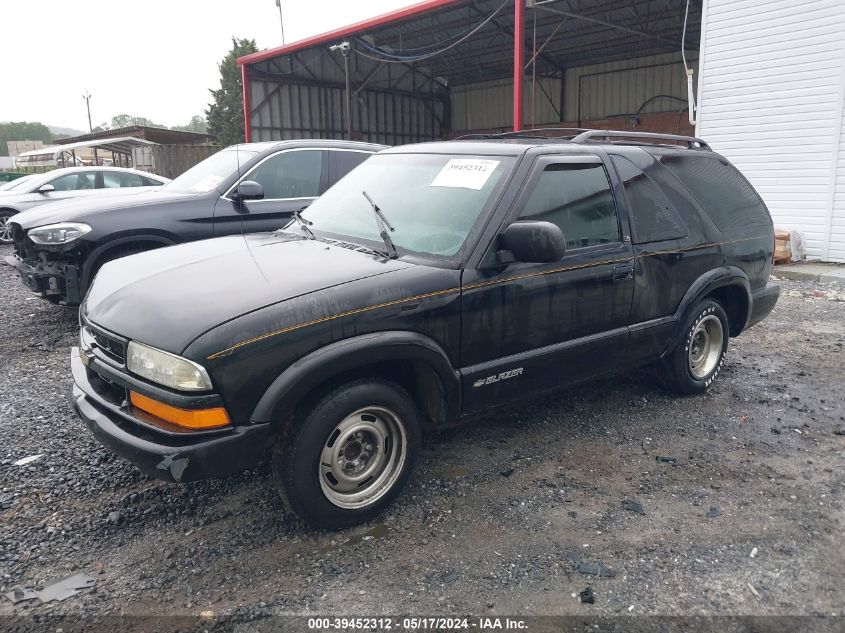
xmin=272 ymin=379 xmax=421 ymax=529
xmin=0 ymin=210 xmax=15 ymax=244
xmin=659 ymin=299 xmax=729 ymax=395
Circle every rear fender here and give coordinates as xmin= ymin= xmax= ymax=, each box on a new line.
xmin=663 ymin=266 xmax=751 ymax=355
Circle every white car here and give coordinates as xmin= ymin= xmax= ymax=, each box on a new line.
xmin=0 ymin=167 xmax=169 ymax=243
xmin=0 ymin=175 xmax=37 ymax=192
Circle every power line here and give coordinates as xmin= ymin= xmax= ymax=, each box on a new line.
xmin=352 ymin=0 xmax=508 ymax=64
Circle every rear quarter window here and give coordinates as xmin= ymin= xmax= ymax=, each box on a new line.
xmin=611 ymin=154 xmax=687 ymax=244
xmin=659 ymin=155 xmax=771 ymax=230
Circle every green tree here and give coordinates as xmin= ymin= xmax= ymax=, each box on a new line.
xmin=0 ymin=121 xmax=53 ymax=156
xmin=206 ymin=37 xmax=257 ymax=145
xmin=110 ymin=114 xmax=161 ymax=129
xmin=172 ymin=115 xmax=208 ymax=134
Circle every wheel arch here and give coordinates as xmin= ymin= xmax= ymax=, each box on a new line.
xmin=251 ymin=331 xmax=462 ymax=431
xmin=666 ymin=266 xmax=751 ymax=353
xmin=81 ymin=234 xmax=177 ymax=291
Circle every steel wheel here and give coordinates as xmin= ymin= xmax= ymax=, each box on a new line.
xmin=688 ymin=314 xmax=724 ymax=379
xmin=318 ymin=406 xmax=407 ymax=509
xmin=0 ymin=215 xmax=13 ymax=244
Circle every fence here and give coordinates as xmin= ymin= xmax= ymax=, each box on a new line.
xmin=132 ymin=145 xmax=220 ymax=179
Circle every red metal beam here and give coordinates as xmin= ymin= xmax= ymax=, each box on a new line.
xmin=236 ymin=0 xmax=468 ymax=67
xmin=241 ymin=64 xmax=252 ymax=143
xmin=513 ymin=0 xmax=524 ymax=131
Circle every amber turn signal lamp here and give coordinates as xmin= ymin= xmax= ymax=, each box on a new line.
xmin=129 ymin=391 xmax=231 ymax=430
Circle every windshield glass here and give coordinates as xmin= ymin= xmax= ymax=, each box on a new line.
xmin=300 ymin=153 xmax=513 ymax=257
xmin=164 ymin=148 xmax=259 ymax=194
xmin=0 ymin=175 xmax=37 ymax=192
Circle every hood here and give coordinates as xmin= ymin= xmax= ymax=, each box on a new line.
xmin=11 ymin=189 xmax=197 ymax=230
xmin=84 ymin=232 xmax=414 ymax=354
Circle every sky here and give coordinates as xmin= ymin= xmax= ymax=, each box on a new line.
xmin=0 ymin=0 xmax=419 ymax=132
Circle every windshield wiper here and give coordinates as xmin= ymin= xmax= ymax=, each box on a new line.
xmin=362 ymin=190 xmax=398 ymax=259
xmin=291 ymin=208 xmax=316 ymax=240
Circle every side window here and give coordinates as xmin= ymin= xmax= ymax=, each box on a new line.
xmin=141 ymin=176 xmax=162 ymax=186
xmin=102 ymin=172 xmax=145 ymax=188
xmin=519 ymin=162 xmax=620 ymax=249
xmin=611 ymin=155 xmax=687 ymax=244
xmin=49 ymin=172 xmax=96 ymax=191
xmin=243 ymin=150 xmax=323 ymax=199
xmin=659 ymin=155 xmax=771 ymax=230
xmin=101 ymin=172 xmax=120 ymax=188
xmin=333 ymin=150 xmax=371 ymax=181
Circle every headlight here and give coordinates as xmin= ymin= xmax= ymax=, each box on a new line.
xmin=27 ymin=222 xmax=92 ymax=245
xmin=126 ymin=341 xmax=212 ymax=391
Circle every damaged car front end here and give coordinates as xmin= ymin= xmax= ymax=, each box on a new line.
xmin=6 ymin=223 xmax=92 ymax=304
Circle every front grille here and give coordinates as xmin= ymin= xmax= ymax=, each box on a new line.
xmin=88 ymin=326 xmax=127 ymax=364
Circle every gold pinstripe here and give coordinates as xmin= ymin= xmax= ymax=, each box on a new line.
xmin=206 ymin=235 xmax=768 ymax=360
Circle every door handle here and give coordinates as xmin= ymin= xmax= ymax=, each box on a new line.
xmin=612 ymin=264 xmax=635 ymax=282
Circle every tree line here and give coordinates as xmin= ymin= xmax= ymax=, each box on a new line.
xmin=2 ymin=36 xmax=259 ymax=157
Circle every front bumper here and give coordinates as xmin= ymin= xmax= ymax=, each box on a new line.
xmin=70 ymin=347 xmax=270 ymax=482
xmin=747 ymin=282 xmax=780 ymax=329
xmin=4 ymin=253 xmax=82 ymax=305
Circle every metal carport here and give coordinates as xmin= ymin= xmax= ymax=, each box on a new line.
xmin=237 ymin=0 xmax=702 ymax=143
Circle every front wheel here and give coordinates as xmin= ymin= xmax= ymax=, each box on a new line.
xmin=0 ymin=211 xmax=16 ymax=244
xmin=659 ymin=299 xmax=729 ymax=395
xmin=272 ymin=379 xmax=421 ymax=529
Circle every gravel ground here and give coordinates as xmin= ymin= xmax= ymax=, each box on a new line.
xmin=1 ymin=244 xmax=843 ymax=625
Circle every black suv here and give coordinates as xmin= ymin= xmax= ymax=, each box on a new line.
xmin=5 ymin=140 xmax=385 ymax=305
xmin=70 ymin=130 xmax=779 ymax=528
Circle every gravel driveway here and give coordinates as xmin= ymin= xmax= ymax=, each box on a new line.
xmin=1 ymin=244 xmax=843 ymax=626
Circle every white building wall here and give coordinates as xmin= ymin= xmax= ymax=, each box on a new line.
xmin=830 ymin=91 xmax=845 ymax=261
xmin=697 ymin=0 xmax=845 ymax=261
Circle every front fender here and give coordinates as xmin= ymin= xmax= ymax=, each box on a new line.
xmin=250 ymin=331 xmax=462 ymax=425
xmin=81 ymin=234 xmax=177 ymax=289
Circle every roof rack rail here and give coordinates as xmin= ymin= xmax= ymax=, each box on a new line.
xmin=570 ymin=130 xmax=710 ymax=150
xmin=455 ymin=127 xmax=589 ymax=140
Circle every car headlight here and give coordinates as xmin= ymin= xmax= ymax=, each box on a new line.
xmin=126 ymin=341 xmax=212 ymax=391
xmin=27 ymin=222 xmax=92 ymax=245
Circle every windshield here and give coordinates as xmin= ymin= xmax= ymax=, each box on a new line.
xmin=0 ymin=175 xmax=36 ymax=192
xmin=300 ymin=153 xmax=513 ymax=257
xmin=164 ymin=148 xmax=259 ymax=194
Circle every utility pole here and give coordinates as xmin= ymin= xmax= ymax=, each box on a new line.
xmin=330 ymin=42 xmax=352 ymax=139
xmin=82 ymin=91 xmax=93 ymax=132
xmin=275 ymin=0 xmax=285 ymax=45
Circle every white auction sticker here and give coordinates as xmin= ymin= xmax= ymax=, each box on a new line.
xmin=430 ymin=159 xmax=500 ymax=190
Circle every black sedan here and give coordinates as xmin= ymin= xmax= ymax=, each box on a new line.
xmin=5 ymin=139 xmax=385 ymax=305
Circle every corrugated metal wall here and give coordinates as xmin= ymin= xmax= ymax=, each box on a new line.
xmin=451 ymin=52 xmax=695 ymax=131
xmin=697 ymin=0 xmax=845 ymax=261
xmin=570 ymin=52 xmax=696 ymax=122
xmin=249 ymin=79 xmax=442 ymax=145
xmin=247 ymin=50 xmax=447 ymax=146
xmin=451 ymin=77 xmax=561 ymax=131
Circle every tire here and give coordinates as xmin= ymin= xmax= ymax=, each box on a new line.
xmin=0 ymin=210 xmax=16 ymax=244
xmin=272 ymin=379 xmax=421 ymax=529
xmin=659 ymin=299 xmax=729 ymax=395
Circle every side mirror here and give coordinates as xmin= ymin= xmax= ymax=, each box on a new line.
xmin=233 ymin=180 xmax=264 ymax=201
xmin=500 ymin=221 xmax=566 ymax=263
xmin=37 ymin=184 xmax=55 ymax=194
